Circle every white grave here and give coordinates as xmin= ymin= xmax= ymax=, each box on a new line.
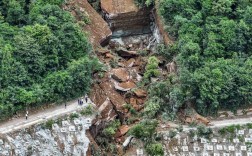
xmin=214 ymin=153 xmax=220 ymax=156
xmin=245 ymin=138 xmax=252 ymax=143
xmin=74 ymin=119 xmax=81 ymax=125
xmin=173 ymin=146 xmax=178 ymax=152
xmin=189 ymin=153 xmax=195 ymax=156
xmin=235 ymin=153 xmax=242 ymax=156
xmin=60 ymin=128 xmax=67 ymax=133
xmin=228 ymin=146 xmax=235 ymax=151
xmin=201 ymin=138 xmax=207 ymax=144
xmin=233 ymin=138 xmax=239 ymax=143
xmin=249 ymin=129 xmax=252 ymax=134
xmin=207 ymin=145 xmax=213 ymax=151
xmin=223 ymin=153 xmax=230 ymax=156
xmin=212 ymin=138 xmax=217 ymax=143
xmin=216 ymin=144 xmax=223 ymax=150
xmin=222 ymin=138 xmax=227 ymax=143
xmin=62 ymin=121 xmax=69 ymax=127
xmin=183 ymin=138 xmax=187 ymax=145
xmin=69 ymin=126 xmax=76 ymax=132
xmin=86 ymin=118 xmax=92 ymax=124
xmin=52 ymin=124 xmax=59 ymax=130
xmin=241 ymin=145 xmax=247 ymax=151
xmin=248 ymin=153 xmax=252 ymax=156
xmin=194 ymin=146 xmax=200 ymax=151
xmin=238 ymin=130 xmax=245 ymax=135
xmin=182 ymin=146 xmax=188 ymax=152
xmin=136 ymin=149 xmax=144 ymax=156
xmin=202 ymin=153 xmax=209 ymax=156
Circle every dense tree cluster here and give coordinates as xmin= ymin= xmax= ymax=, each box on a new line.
xmin=0 ymin=0 xmax=100 ymax=120
xmin=159 ymin=0 xmax=252 ymax=115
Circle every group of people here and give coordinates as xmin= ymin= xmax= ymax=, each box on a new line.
xmin=25 ymin=95 xmax=89 ymax=120
xmin=78 ymin=95 xmax=88 ymax=105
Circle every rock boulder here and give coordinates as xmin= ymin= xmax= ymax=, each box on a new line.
xmin=111 ymin=68 xmax=129 ymax=82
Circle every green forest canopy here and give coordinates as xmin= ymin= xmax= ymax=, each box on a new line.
xmin=159 ymin=0 xmax=252 ymax=115
xmin=0 ymin=0 xmax=100 ymax=120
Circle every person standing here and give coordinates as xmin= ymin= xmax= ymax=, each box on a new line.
xmin=25 ymin=113 xmax=28 ymax=120
xmin=85 ymin=95 xmax=88 ymax=103
xmin=65 ymin=102 xmax=67 ymax=109
xmin=81 ymin=97 xmax=84 ymax=105
xmin=78 ymin=99 xmax=80 ymax=105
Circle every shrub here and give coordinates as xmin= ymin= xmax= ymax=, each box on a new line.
xmin=197 ymin=125 xmax=212 ymax=139
xmin=168 ymin=130 xmax=177 ymax=138
xmin=218 ymin=128 xmax=226 ymax=136
xmin=44 ymin=119 xmax=54 ymax=130
xmin=103 ymin=120 xmax=120 ymax=137
xmin=144 ymin=96 xmax=163 ymax=118
xmin=80 ymin=104 xmax=93 ymax=116
xmin=247 ymin=123 xmax=252 ymax=129
xmin=189 ymin=130 xmax=195 ymax=138
xmin=129 ymin=119 xmax=158 ymax=140
xmin=146 ymin=142 xmax=164 ymax=156
xmin=135 ymin=0 xmax=154 ymax=7
xmin=177 ymin=125 xmax=183 ymax=132
xmin=157 ymin=44 xmax=177 ymax=61
xmin=70 ymin=113 xmax=79 ymax=120
xmin=143 ymin=56 xmax=160 ymax=83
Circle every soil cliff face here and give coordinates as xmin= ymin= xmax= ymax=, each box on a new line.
xmin=101 ymin=0 xmax=152 ymax=37
xmin=64 ymin=0 xmax=112 ymax=46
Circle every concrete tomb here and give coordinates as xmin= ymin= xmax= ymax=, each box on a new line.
xmin=62 ymin=121 xmax=69 ymax=127
xmin=212 ymin=138 xmax=217 ymax=143
xmin=238 ymin=130 xmax=245 ymax=135
xmin=194 ymin=146 xmax=200 ymax=151
xmin=69 ymin=126 xmax=76 ymax=132
xmin=74 ymin=119 xmax=81 ymax=125
xmin=207 ymin=145 xmax=213 ymax=151
xmin=201 ymin=138 xmax=207 ymax=144
xmin=228 ymin=145 xmax=235 ymax=151
xmin=235 ymin=153 xmax=242 ymax=156
xmin=60 ymin=128 xmax=67 ymax=133
xmin=241 ymin=145 xmax=247 ymax=151
xmin=202 ymin=153 xmax=209 ymax=156
xmin=233 ymin=138 xmax=239 ymax=143
xmin=182 ymin=146 xmax=188 ymax=152
xmin=216 ymin=144 xmax=223 ymax=150
xmin=136 ymin=149 xmax=144 ymax=156
xmin=173 ymin=146 xmax=178 ymax=152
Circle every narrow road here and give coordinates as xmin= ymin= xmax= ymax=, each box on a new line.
xmin=0 ymin=98 xmax=93 ymax=134
xmin=210 ymin=117 xmax=252 ymax=128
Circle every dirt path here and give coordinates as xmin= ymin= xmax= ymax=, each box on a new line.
xmin=0 ymin=98 xmax=93 ymax=134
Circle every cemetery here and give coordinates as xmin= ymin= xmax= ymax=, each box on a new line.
xmin=159 ymin=124 xmax=252 ymax=156
xmin=0 ymin=114 xmax=93 ymax=156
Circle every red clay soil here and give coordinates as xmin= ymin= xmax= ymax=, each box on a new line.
xmin=101 ymin=0 xmax=138 ymax=14
xmin=65 ymin=0 xmax=112 ymax=47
